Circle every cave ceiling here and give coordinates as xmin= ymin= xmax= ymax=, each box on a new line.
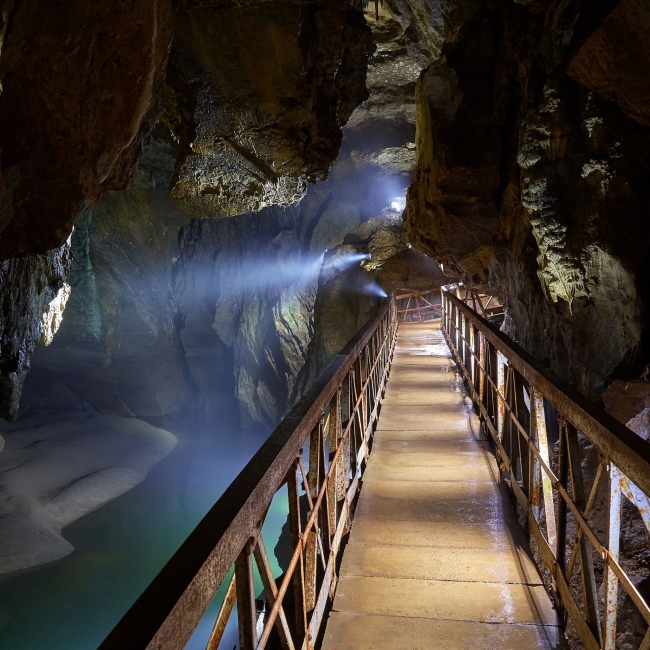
xmin=0 ymin=0 xmax=649 ymax=424
xmin=166 ymin=0 xmax=373 ymax=220
xmin=6 ymin=2 xmax=430 ymax=428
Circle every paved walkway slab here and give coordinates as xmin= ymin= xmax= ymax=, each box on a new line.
xmin=322 ymin=321 xmax=561 ymax=650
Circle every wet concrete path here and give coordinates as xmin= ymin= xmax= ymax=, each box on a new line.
xmin=323 ymin=322 xmax=561 ymax=649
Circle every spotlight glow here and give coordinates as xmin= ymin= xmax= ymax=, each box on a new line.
xmin=214 ymin=251 xmax=325 ymax=301
xmin=363 ymin=280 xmax=388 ymax=298
xmin=390 ymin=196 xmax=406 ymax=212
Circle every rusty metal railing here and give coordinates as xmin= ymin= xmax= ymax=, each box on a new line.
xmin=99 ymin=297 xmax=398 ymax=650
xmin=442 ymin=287 xmax=650 ymax=650
xmin=395 ymin=287 xmax=441 ymax=323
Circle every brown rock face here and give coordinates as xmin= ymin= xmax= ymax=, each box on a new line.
xmin=602 ymin=379 xmax=650 ymax=425
xmin=404 ymin=0 xmax=650 ymax=397
xmin=385 ymin=0 xmax=482 ymax=60
xmin=0 ymin=0 xmax=173 ymax=259
xmin=166 ymin=0 xmax=372 ymax=219
xmin=0 ymin=243 xmax=71 ymax=420
xmin=568 ymin=0 xmax=650 ymax=127
xmin=404 ymin=24 xmax=502 ymax=277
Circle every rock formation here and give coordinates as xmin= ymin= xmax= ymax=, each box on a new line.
xmin=403 ymin=0 xmax=650 ymax=400
xmin=0 ymin=0 xmax=373 ymax=422
xmin=0 ymin=0 xmax=173 ymax=259
xmin=0 ymin=244 xmax=72 ymax=421
xmin=166 ymin=0 xmax=373 ymax=219
xmin=19 ymin=3 xmax=430 ymax=431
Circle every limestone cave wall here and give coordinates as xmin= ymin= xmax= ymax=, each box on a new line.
xmin=0 ymin=0 xmax=373 ymax=421
xmin=18 ymin=3 xmax=431 ymax=430
xmin=402 ymin=0 xmax=650 ymax=400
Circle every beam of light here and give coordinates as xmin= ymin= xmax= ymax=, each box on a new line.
xmin=334 ymin=252 xmax=371 ymax=266
xmin=213 ymin=251 xmax=326 ymax=301
xmin=320 ymin=251 xmax=372 ymax=283
xmin=390 ymin=195 xmax=406 ymax=212
xmin=362 ymin=280 xmax=388 ymax=298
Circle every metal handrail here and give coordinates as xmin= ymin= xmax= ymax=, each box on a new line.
xmin=395 ymin=287 xmax=441 ymax=323
xmin=442 ymin=288 xmax=650 ymax=650
xmin=98 ymin=297 xmax=398 ymax=650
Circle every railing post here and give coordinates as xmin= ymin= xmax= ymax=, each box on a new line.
xmin=449 ymin=297 xmax=453 ymax=339
xmin=235 ymin=539 xmax=257 ymax=650
xmin=604 ymin=464 xmax=622 ymax=650
xmin=305 ymin=422 xmax=321 ymax=613
xmin=441 ymin=291 xmax=446 ymax=333
xmin=349 ymin=368 xmax=360 ymax=475
xmin=287 ymin=460 xmax=307 ymax=639
xmin=340 ymin=381 xmax=352 ymax=493
xmin=469 ymin=323 xmax=476 ymax=388
xmin=359 ymin=351 xmax=368 ymax=442
xmin=318 ymin=419 xmax=332 ymax=558
xmin=444 ymin=293 xmax=448 ymax=335
xmin=514 ymin=373 xmax=530 ymax=496
xmin=565 ymin=423 xmax=602 ymax=643
xmin=497 ymin=352 xmax=506 ymax=440
xmin=328 ymin=391 xmax=342 ymax=534
xmin=485 ymin=341 xmax=495 ymax=428
xmin=502 ymin=366 xmax=514 ymax=477
xmin=530 ymin=388 xmax=557 ymax=549
xmin=529 ymin=389 xmax=541 ymax=526
xmin=444 ymin=293 xmax=449 ymax=335
xmin=460 ymin=313 xmax=465 ymax=365
xmin=556 ymin=417 xmax=569 ymax=591
xmin=451 ymin=305 xmax=459 ymax=351
xmin=479 ymin=332 xmax=485 ymax=404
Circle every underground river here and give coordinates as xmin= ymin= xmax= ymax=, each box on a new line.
xmin=0 ymin=411 xmax=289 ymax=650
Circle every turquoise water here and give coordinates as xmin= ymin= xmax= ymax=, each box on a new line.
xmin=0 ymin=414 xmax=288 ymax=650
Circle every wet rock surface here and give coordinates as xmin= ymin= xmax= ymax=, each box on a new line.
xmin=0 ymin=0 xmax=173 ymax=259
xmin=0 ymin=244 xmax=72 ymax=421
xmin=166 ymin=0 xmax=372 ymax=219
xmin=403 ymin=0 xmax=650 ymax=399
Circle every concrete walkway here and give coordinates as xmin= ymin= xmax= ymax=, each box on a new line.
xmin=323 ymin=322 xmax=561 ymax=649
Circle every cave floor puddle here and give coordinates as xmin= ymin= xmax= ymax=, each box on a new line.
xmin=323 ymin=321 xmax=562 ymax=650
xmin=0 ymin=412 xmax=286 ymax=650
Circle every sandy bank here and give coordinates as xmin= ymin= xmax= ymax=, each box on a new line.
xmin=0 ymin=411 xmax=177 ymax=574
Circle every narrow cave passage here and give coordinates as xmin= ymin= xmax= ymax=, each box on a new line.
xmin=0 ymin=1 xmax=649 ymax=650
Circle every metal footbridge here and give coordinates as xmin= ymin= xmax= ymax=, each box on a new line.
xmin=100 ymin=289 xmax=650 ymax=650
